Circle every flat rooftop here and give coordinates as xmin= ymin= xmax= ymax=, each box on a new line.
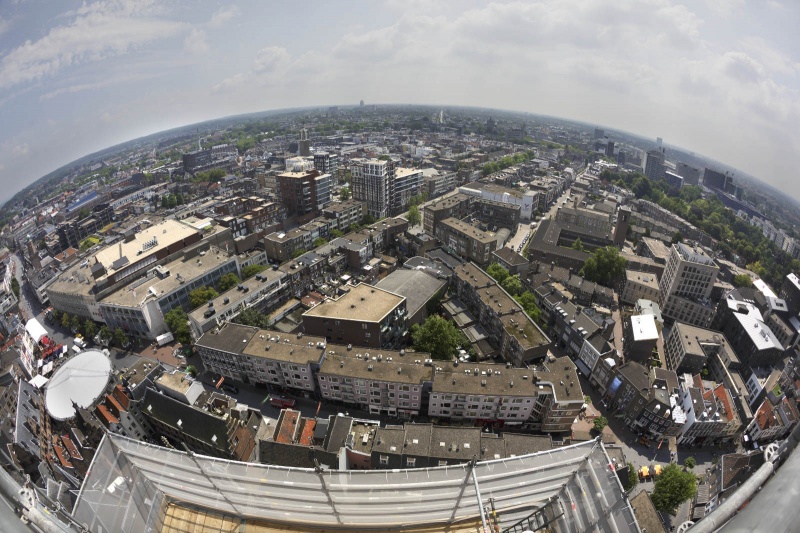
xmin=626 ymin=269 xmax=660 ymax=290
xmin=303 ymin=283 xmax=405 ymax=323
xmin=95 ymin=219 xmax=198 ymax=273
xmin=630 ymin=314 xmax=659 ymax=342
xmin=319 ymin=347 xmax=434 ymax=385
xmin=441 ymin=218 xmax=496 ymax=243
xmin=243 ymin=332 xmax=327 ymax=365
xmin=101 ymin=246 xmax=232 ymax=307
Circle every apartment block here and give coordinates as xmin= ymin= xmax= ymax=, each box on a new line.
xmin=276 ymin=170 xmax=332 ymax=216
xmin=423 ymin=193 xmax=473 ymax=235
xmin=608 ymin=362 xmax=678 ymax=439
xmin=351 ymin=158 xmax=396 ymax=219
xmin=317 ymin=346 xmax=433 ymax=419
xmin=658 ymin=243 xmax=719 ymax=327
xmin=195 ymin=323 xmax=325 ymax=394
xmin=451 ymin=263 xmax=551 ymax=366
xmin=435 ymin=218 xmax=497 ymax=265
xmin=322 ymin=200 xmax=367 ymax=232
xmin=676 ymin=374 xmax=742 ymax=445
xmin=430 ymin=358 xmax=583 ymax=432
xmin=620 ymin=270 xmax=661 ymax=306
xmin=302 ymin=283 xmax=408 ymax=349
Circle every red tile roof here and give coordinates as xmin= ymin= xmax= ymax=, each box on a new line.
xmin=275 ymin=410 xmax=300 ymax=444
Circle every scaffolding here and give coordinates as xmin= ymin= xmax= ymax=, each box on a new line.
xmin=73 ymin=433 xmax=640 ymax=533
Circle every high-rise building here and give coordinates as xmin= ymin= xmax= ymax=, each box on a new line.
xmin=676 ymin=162 xmax=701 ymax=186
xmin=594 ymin=128 xmax=605 ymax=139
xmin=658 ymin=243 xmax=719 ymax=327
xmin=276 ymin=169 xmax=331 ymax=216
xmin=298 ymin=128 xmax=310 ymax=156
xmin=606 ymin=140 xmax=615 ymax=157
xmin=703 ymin=167 xmax=728 ymax=190
xmin=643 ymin=148 xmax=666 ymax=181
xmin=351 ymin=158 xmax=396 ymax=219
xmin=313 ymin=152 xmax=339 ymax=178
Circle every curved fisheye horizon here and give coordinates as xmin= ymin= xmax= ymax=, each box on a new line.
xmin=0 ymin=1 xmax=798 ymax=205
xmin=2 ymin=3 xmax=800 ymax=533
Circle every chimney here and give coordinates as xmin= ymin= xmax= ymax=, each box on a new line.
xmin=119 ymin=242 xmax=123 ymax=258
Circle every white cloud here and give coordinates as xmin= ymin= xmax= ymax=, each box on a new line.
xmin=184 ymin=28 xmax=209 ymax=55
xmin=208 ymin=5 xmax=240 ymax=27
xmin=0 ymin=0 xmax=186 ymax=89
xmin=12 ymin=143 xmax=28 ymax=157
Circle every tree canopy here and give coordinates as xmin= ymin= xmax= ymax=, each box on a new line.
xmin=580 ymin=246 xmax=627 ymax=286
xmin=313 ymin=237 xmax=328 ymax=247
xmin=732 ymin=274 xmax=753 ymax=288
xmin=514 ymin=291 xmax=543 ymax=325
xmin=218 ymin=273 xmax=241 ymax=292
xmin=650 ymin=463 xmax=698 ymax=515
xmin=189 ymin=286 xmax=219 ymax=309
xmin=600 ymin=168 xmax=800 ymax=289
xmin=571 ymin=237 xmax=584 ymax=252
xmin=241 ymin=264 xmax=266 ymax=279
xmin=233 ymin=307 xmax=270 ymax=329
xmin=411 ymin=315 xmax=465 ymax=361
xmin=593 ymin=416 xmax=608 ymax=432
xmin=501 ymin=274 xmax=523 ymax=296
xmin=486 ymin=262 xmax=510 ymax=283
xmin=407 ymin=204 xmax=421 ymax=227
xmin=164 ymin=308 xmax=192 ymax=344
xmin=339 ymin=186 xmax=351 ymax=200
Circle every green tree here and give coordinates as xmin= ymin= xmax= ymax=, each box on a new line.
xmin=218 ymin=273 xmax=241 ymax=292
xmin=672 ymin=231 xmax=683 ymax=244
xmin=501 ymin=274 xmax=523 ymax=296
xmin=10 ymin=278 xmax=19 ymax=299
xmin=113 ymin=327 xmax=129 ymax=349
xmin=514 ymin=291 xmax=543 ymax=324
xmin=593 ymin=416 xmax=608 ymax=432
xmin=69 ymin=314 xmax=82 ymax=333
xmin=571 ymin=237 xmax=584 ymax=252
xmin=292 ymin=248 xmax=306 ymax=259
xmin=241 ymin=264 xmax=266 ymax=279
xmin=233 ymin=308 xmax=267 ymax=328
xmin=684 ymin=457 xmax=697 ymax=469
xmin=732 ymin=274 xmax=753 ymax=288
xmin=623 ymin=462 xmax=639 ymax=492
xmin=486 ymin=263 xmax=509 ymax=283
xmin=189 ymin=286 xmax=219 ymax=309
xmin=98 ymin=325 xmax=112 ymax=345
xmin=650 ymin=463 xmax=698 ymax=515
xmin=362 ymin=214 xmax=376 ymax=225
xmin=580 ymin=246 xmax=628 ymax=286
xmin=164 ymin=308 xmax=192 ymax=344
xmin=339 ymin=186 xmax=351 ymax=201
xmin=411 ymin=315 xmax=464 ymax=361
xmin=313 ymin=237 xmax=328 ymax=248
xmin=84 ymin=320 xmax=97 ymax=341
xmin=330 ymin=229 xmax=344 ymax=239
xmin=407 ymin=204 xmax=421 ymax=227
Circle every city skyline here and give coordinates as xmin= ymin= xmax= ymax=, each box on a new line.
xmin=0 ymin=0 xmax=798 ymax=204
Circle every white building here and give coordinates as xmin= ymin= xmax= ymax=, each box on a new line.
xmin=658 ymin=243 xmax=719 ymax=327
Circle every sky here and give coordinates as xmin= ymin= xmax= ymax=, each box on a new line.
xmin=0 ymin=0 xmax=798 ymax=204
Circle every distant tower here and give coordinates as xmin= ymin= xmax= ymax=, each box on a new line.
xmin=594 ymin=128 xmax=605 ymax=140
xmin=299 ymin=128 xmax=310 ymax=156
xmin=606 ymin=140 xmax=615 ymax=157
xmin=360 ymin=100 xmax=365 ymax=107
xmin=613 ymin=206 xmax=631 ymax=247
xmin=656 ymin=137 xmax=663 ymax=147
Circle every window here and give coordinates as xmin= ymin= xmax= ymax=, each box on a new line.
xmin=406 ymin=458 xmax=416 ymax=467
xmin=379 ymin=455 xmax=389 ymax=465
